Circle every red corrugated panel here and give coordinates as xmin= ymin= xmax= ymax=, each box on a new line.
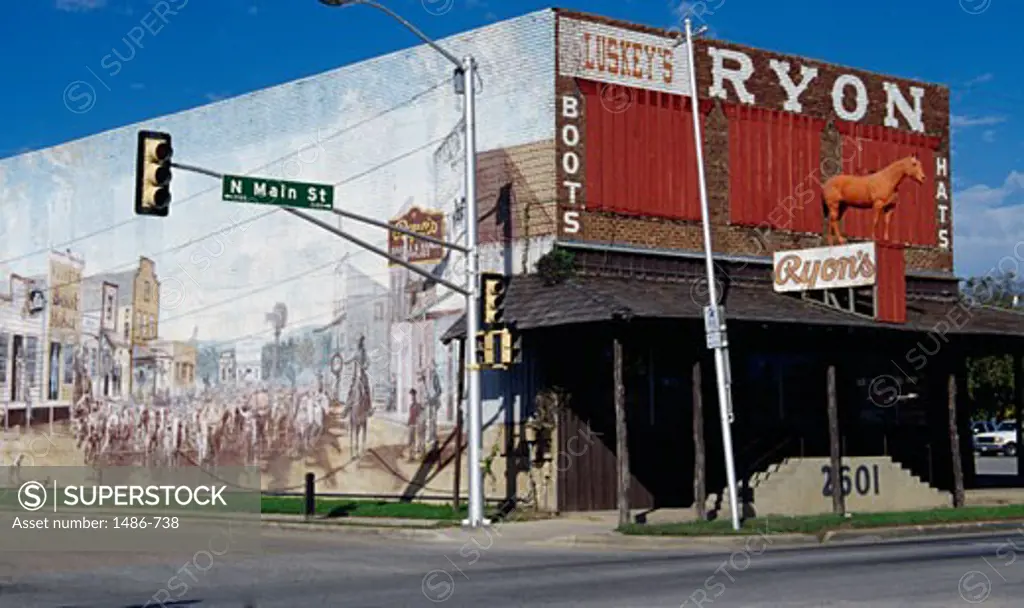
xmin=726 ymin=104 xmax=825 ymax=231
xmin=875 ymin=241 xmax=907 ymax=324
xmin=838 ymin=124 xmax=940 ymax=246
xmin=581 ymin=80 xmax=702 ymax=220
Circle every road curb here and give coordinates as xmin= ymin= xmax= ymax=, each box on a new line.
xmin=534 ymin=532 xmax=819 ymax=550
xmin=822 ymin=519 xmax=1024 ymax=543
xmin=260 ymin=518 xmax=457 ymax=541
xmin=257 ymin=517 xmax=1024 ymax=549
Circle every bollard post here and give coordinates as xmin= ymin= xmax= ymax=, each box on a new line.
xmin=304 ymin=472 xmax=316 ymax=521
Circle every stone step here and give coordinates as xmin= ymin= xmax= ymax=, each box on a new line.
xmin=705 ymin=456 xmax=951 ymax=518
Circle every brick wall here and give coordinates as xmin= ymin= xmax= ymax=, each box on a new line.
xmin=554 ymin=9 xmax=953 ymax=274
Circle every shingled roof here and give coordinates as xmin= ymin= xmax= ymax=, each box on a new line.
xmin=440 ymin=274 xmax=1024 ymax=342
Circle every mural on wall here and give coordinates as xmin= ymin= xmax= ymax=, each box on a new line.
xmin=0 ymin=10 xmax=556 ymax=496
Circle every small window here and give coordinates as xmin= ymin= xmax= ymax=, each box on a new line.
xmin=0 ymin=332 xmax=8 ymax=385
xmin=143 ymin=282 xmax=152 ymax=302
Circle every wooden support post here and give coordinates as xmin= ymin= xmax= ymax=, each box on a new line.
xmin=949 ymin=373 xmax=966 ymax=507
xmin=614 ymin=337 xmax=630 ymax=528
xmin=693 ymin=360 xmax=706 ymax=520
xmin=826 ymin=365 xmax=845 ymax=516
xmin=1015 ymin=353 xmax=1024 ymax=488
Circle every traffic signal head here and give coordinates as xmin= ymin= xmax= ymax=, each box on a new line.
xmin=474 ymin=330 xmax=495 ymax=366
xmin=497 ymin=327 xmax=522 ymax=367
xmin=135 ymin=130 xmax=173 ymax=217
xmin=481 ymin=273 xmax=508 ymax=327
xmin=511 ymin=331 xmax=522 ymax=364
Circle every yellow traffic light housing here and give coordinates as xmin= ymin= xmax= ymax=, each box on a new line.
xmin=481 ymin=273 xmax=508 ymax=328
xmin=475 ymin=330 xmax=496 ymax=367
xmin=135 ymin=130 xmax=173 ymax=216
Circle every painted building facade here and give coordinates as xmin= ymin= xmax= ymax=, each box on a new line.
xmin=0 ymin=275 xmax=45 ymax=424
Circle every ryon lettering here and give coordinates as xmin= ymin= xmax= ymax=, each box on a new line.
xmin=559 ymin=93 xmax=583 ymax=235
xmin=707 ymin=46 xmax=926 ymax=133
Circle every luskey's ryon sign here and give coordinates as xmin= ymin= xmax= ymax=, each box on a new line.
xmin=773 ymin=242 xmax=877 ymax=293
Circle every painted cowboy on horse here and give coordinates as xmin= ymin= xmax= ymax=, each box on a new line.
xmin=339 ymin=335 xmax=374 ymax=458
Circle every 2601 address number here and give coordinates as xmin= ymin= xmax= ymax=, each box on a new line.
xmin=113 ymin=516 xmax=180 ymax=530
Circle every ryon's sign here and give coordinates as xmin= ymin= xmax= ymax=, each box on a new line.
xmin=773 ymin=242 xmax=877 ymax=293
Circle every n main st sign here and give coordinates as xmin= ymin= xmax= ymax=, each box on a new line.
xmin=222 ymin=175 xmax=334 ymax=211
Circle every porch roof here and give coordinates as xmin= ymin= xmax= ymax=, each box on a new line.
xmin=440 ymin=275 xmax=1024 ymax=342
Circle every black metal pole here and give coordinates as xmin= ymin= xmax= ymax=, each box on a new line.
xmin=304 ymin=472 xmax=316 ymax=520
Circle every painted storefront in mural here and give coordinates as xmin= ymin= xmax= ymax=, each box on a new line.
xmin=0 ymin=11 xmax=557 ymax=496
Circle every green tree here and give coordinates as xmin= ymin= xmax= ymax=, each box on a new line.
xmin=967 ymin=356 xmax=1014 ymax=421
xmin=962 ymin=270 xmax=1022 ymax=420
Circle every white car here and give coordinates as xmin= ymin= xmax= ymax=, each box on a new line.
xmin=974 ymin=420 xmax=1018 ymax=457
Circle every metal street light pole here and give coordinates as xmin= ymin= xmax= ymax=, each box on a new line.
xmin=319 ymin=0 xmax=488 ymax=528
xmin=683 ymin=18 xmax=741 ymax=532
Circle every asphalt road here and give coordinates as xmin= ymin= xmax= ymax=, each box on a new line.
xmin=4 ymin=528 xmax=1024 ymax=606
xmin=977 ymin=454 xmax=1018 ymax=476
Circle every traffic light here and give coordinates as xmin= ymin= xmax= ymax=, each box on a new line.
xmin=481 ymin=273 xmax=508 ymax=328
xmin=135 ymin=130 xmax=173 ymax=217
xmin=475 ymin=330 xmax=495 ymax=366
xmin=498 ymin=327 xmax=523 ymax=366
xmin=510 ymin=330 xmax=522 ymax=364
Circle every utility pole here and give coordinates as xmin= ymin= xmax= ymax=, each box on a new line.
xmin=317 ymin=0 xmax=487 ymax=529
xmin=683 ymin=18 xmax=741 ymax=531
xmin=460 ymin=55 xmax=488 ymax=528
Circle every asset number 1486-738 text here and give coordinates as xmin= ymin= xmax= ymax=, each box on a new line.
xmin=113 ymin=516 xmax=180 ymax=529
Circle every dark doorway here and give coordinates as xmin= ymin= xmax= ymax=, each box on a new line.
xmin=10 ymin=335 xmax=23 ymax=402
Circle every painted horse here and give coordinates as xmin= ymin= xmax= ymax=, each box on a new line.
xmin=822 ymin=155 xmax=926 ymax=245
xmin=345 ymin=363 xmax=373 ymax=459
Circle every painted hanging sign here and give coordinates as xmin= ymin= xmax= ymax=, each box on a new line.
xmin=773 ymin=242 xmax=877 ymax=293
xmin=387 ymin=206 xmax=446 ymax=266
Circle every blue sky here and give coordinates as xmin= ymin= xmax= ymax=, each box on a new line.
xmin=1 ymin=0 xmax=1021 ymax=276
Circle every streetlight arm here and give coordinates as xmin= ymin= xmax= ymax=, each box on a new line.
xmin=320 ymin=0 xmax=462 ymax=68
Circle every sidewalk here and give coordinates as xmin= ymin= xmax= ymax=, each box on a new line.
xmin=259 ymin=512 xmax=1024 ymax=551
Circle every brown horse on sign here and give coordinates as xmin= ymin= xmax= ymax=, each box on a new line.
xmin=822 ymin=155 xmax=926 ymax=245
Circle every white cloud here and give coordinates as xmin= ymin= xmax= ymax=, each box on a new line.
xmin=964 ymin=73 xmax=994 ymax=86
xmin=55 ymin=0 xmax=106 ymax=11
xmin=954 ymin=170 xmax=1024 ymax=276
xmin=982 ymin=130 xmax=996 ymax=143
xmin=951 ymin=114 xmax=1007 ymax=128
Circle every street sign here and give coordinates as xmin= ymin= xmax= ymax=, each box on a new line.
xmin=222 ymin=174 xmax=334 ymax=210
xmin=703 ymin=305 xmax=727 ymax=349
